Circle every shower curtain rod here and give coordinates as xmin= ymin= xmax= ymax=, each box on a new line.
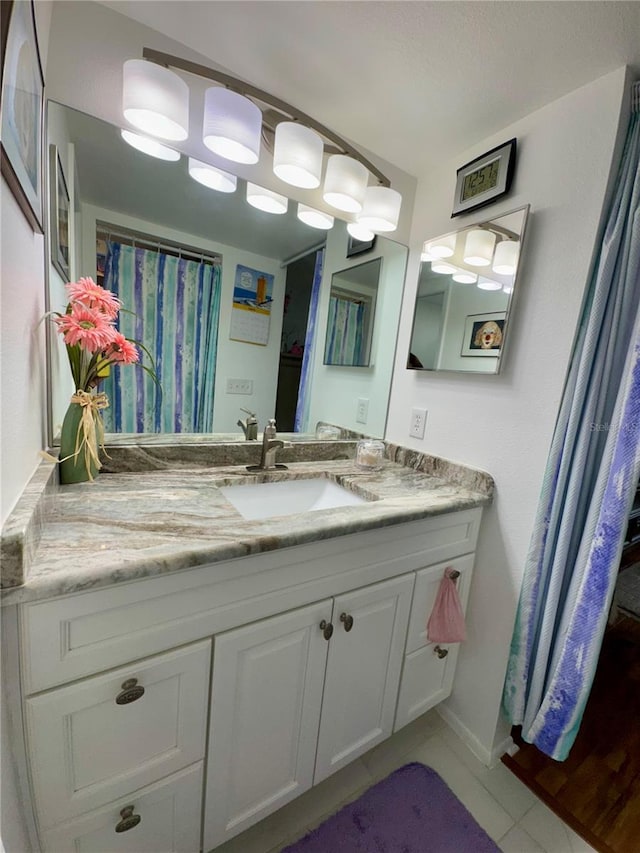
xmin=97 ymin=223 xmax=222 ymax=265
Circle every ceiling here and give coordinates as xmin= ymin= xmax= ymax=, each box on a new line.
xmin=99 ymin=1 xmax=640 ymax=178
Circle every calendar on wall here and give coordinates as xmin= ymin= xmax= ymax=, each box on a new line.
xmin=229 ymin=264 xmax=274 ymax=346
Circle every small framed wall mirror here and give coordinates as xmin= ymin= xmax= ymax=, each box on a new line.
xmin=408 ymin=205 xmax=529 ymax=375
xmin=323 ymin=257 xmax=381 ymax=367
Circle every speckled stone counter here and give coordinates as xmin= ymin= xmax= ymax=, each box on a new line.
xmin=1 ymin=441 xmax=494 ymax=605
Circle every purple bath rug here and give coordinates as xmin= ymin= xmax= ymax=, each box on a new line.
xmin=281 ymin=762 xmax=501 ymax=852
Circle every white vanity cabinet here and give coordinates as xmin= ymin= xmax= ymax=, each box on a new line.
xmin=12 ymin=508 xmax=482 ymax=853
xmin=203 ymin=575 xmax=413 ymax=851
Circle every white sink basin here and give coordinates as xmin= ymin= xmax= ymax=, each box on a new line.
xmin=220 ymin=478 xmax=367 ymax=520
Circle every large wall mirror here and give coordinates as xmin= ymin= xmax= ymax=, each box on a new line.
xmin=46 ymin=101 xmax=408 ymax=442
xmin=408 ymin=205 xmax=529 ymax=374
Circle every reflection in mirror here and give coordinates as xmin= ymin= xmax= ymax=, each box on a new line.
xmin=324 ymin=258 xmax=381 ymax=367
xmin=46 ymin=102 xmax=408 ymax=442
xmin=408 ymin=206 xmax=529 ymax=374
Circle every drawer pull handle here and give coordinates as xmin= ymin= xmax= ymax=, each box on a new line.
xmin=319 ymin=620 xmax=334 ymax=641
xmin=115 ymin=678 xmax=145 ymax=705
xmin=115 ymin=806 xmax=141 ymax=833
xmin=340 ymin=612 xmax=354 ymax=632
xmin=434 ymin=645 xmax=449 ymax=659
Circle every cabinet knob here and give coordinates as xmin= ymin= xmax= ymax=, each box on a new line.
xmin=434 ymin=645 xmax=449 ymax=659
xmin=319 ymin=619 xmax=334 ymax=641
xmin=339 ymin=612 xmax=354 ymax=632
xmin=115 ymin=805 xmax=141 ymax=833
xmin=115 ymin=678 xmax=145 ymax=705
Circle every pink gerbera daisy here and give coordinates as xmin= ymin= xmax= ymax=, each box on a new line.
xmin=106 ymin=332 xmax=139 ymax=364
xmin=66 ymin=277 xmax=121 ymax=319
xmin=55 ymin=305 xmax=116 ymax=352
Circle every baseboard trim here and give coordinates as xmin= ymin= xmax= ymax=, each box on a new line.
xmin=436 ymin=705 xmax=513 ymax=768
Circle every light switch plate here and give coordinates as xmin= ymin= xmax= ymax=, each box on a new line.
xmin=356 ymin=398 xmax=369 ymax=424
xmin=409 ymin=407 xmax=427 ymax=439
xmin=227 ymin=379 xmax=253 ymax=395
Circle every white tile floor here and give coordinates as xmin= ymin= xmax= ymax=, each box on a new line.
xmin=213 ymin=710 xmax=598 ymax=853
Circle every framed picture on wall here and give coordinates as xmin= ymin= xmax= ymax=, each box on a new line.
xmin=346 ymin=234 xmax=377 ymax=258
xmin=461 ymin=311 xmax=505 ymax=357
xmin=0 ymin=0 xmax=45 ymax=233
xmin=49 ymin=145 xmax=71 ymax=281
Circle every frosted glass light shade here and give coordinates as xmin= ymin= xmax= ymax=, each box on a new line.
xmin=431 ymin=261 xmax=456 ymax=274
xmin=246 ymin=183 xmax=288 ymax=214
xmin=477 ymin=277 xmax=502 ymax=291
xmin=493 ymin=239 xmax=520 ymax=275
xmin=123 ymin=60 xmax=189 ymax=141
xmin=188 ymin=158 xmax=237 ymax=193
xmin=452 ymin=270 xmax=478 ymax=284
xmin=273 ymin=122 xmax=323 ymax=189
xmin=349 ymin=222 xmax=375 ymax=242
xmin=323 ymin=155 xmax=368 ymax=212
xmin=357 ymin=186 xmax=402 ymax=232
xmin=427 ymin=234 xmax=456 ymax=258
xmin=297 ymin=204 xmax=334 ymax=230
xmin=464 ymin=229 xmax=496 ymax=266
xmin=121 ymin=130 xmax=181 ymax=161
xmin=203 ymin=87 xmax=262 ymax=164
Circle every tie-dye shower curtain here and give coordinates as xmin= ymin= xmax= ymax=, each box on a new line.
xmin=323 ymin=296 xmax=365 ymax=365
xmin=503 ymin=83 xmax=640 ymax=760
xmin=102 ymin=242 xmax=221 ymax=433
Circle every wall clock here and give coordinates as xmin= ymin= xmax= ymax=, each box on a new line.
xmin=451 ymin=138 xmax=517 ymax=217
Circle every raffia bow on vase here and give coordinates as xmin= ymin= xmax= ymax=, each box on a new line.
xmin=58 ymin=390 xmax=110 ymax=484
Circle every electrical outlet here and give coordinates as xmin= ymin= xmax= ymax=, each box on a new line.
xmin=409 ymin=407 xmax=427 ymax=439
xmin=226 ymin=378 xmax=253 ymax=395
xmin=356 ymin=397 xmax=369 ymax=424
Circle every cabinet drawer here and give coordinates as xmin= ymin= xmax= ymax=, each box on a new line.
xmin=40 ymin=762 xmax=203 ymax=853
xmin=405 ymin=554 xmax=474 ymax=654
xmin=26 ymin=641 xmax=210 ymax=829
xmin=395 ymin=642 xmax=461 ymax=729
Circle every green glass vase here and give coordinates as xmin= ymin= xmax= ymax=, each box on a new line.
xmin=59 ymin=401 xmax=100 ymax=485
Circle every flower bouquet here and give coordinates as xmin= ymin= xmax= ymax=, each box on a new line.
xmin=51 ymin=277 xmax=157 ymax=484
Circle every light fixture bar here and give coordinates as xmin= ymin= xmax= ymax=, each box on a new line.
xmin=142 ymin=47 xmax=391 ymax=188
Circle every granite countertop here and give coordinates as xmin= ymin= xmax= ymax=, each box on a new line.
xmin=1 ymin=441 xmax=494 ymax=606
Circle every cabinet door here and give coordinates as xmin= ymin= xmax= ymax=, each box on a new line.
xmin=314 ymin=574 xmax=414 ymax=783
xmin=40 ymin=763 xmax=203 ymax=853
xmin=26 ymin=641 xmax=210 ymax=828
xmin=395 ymin=554 xmax=474 ymax=730
xmin=203 ymin=599 xmax=332 ymax=852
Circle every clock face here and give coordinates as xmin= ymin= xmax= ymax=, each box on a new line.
xmin=461 ymin=158 xmax=500 ymax=201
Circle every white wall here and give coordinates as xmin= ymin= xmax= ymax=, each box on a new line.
xmin=307 ymin=224 xmax=407 ymax=436
xmin=386 ymin=66 xmax=631 ymax=761
xmin=72 ymin=204 xmax=286 ymax=434
xmin=438 ymin=285 xmax=509 ymax=372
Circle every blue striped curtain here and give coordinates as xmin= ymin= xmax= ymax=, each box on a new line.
xmin=295 ymin=249 xmax=324 ymax=432
xmin=503 ymin=85 xmax=640 ymax=760
xmin=102 ymin=242 xmax=221 ymax=433
xmin=324 ymin=296 xmax=365 ymax=365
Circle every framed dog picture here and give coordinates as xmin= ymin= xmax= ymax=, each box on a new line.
xmin=461 ymin=312 xmax=505 ymax=357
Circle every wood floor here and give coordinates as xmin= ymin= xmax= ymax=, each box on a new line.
xmin=502 ymin=616 xmax=640 ymax=853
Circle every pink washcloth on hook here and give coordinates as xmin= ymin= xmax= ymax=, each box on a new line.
xmin=427 ymin=567 xmax=467 ymax=643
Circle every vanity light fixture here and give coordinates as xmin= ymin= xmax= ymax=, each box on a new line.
xmin=503 ymin=282 xmax=514 ymax=294
xmin=188 ymin=157 xmax=237 ymax=193
xmin=120 ymin=130 xmax=181 ymax=161
xmin=246 ymin=182 xmax=288 ymax=214
xmin=122 ymin=59 xmax=189 ymax=141
xmin=427 ymin=234 xmax=456 ymax=258
xmin=357 ymin=186 xmax=402 ymax=233
xmin=452 ymin=270 xmax=478 ymax=284
xmin=323 ymin=155 xmax=369 ymax=213
xmin=477 ymin=276 xmax=502 ymax=291
xmin=297 ymin=203 xmax=334 ymax=229
xmin=273 ymin=122 xmax=324 ymax=189
xmin=431 ymin=260 xmax=456 ymax=275
xmin=122 ymin=49 xmax=402 ymax=231
xmin=464 ymin=229 xmax=496 ymax=267
xmin=349 ymin=222 xmax=376 ymax=242
xmin=492 ymin=239 xmax=520 ymax=275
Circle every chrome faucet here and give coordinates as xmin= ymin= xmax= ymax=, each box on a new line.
xmin=237 ymin=408 xmax=258 ymax=440
xmin=246 ymin=419 xmax=289 ymax=471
